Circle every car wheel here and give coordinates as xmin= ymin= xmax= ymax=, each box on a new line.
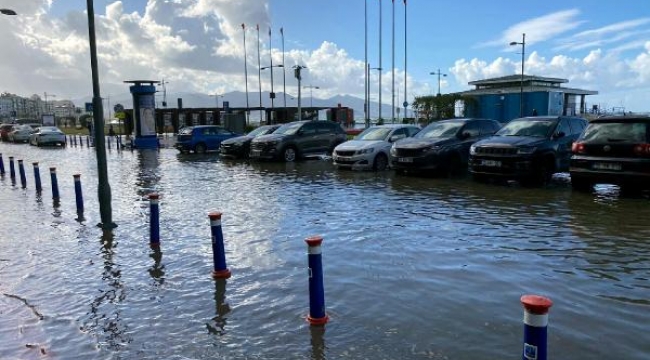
xmin=471 ymin=173 xmax=489 ymax=183
xmin=282 ymin=147 xmax=297 ymax=162
xmin=194 ymin=143 xmax=207 ymax=154
xmin=523 ymin=158 xmax=554 ymax=187
xmin=373 ymin=153 xmax=389 ymax=171
xmin=570 ymin=177 xmax=592 ymax=192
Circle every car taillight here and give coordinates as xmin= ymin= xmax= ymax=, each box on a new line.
xmin=571 ymin=142 xmax=585 ymax=154
xmin=633 ymin=143 xmax=650 ymax=156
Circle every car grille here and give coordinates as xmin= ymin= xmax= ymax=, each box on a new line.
xmin=335 ymin=150 xmax=356 ymax=157
xmin=393 ymin=148 xmax=426 ymax=157
xmin=473 ymin=147 xmax=517 ymax=155
xmin=251 ymin=142 xmax=275 ymax=151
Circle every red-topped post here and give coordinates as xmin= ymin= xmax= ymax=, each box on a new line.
xmin=521 ymin=294 xmax=553 ymax=360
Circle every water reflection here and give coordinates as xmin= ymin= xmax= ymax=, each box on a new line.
xmin=148 ymin=246 xmax=165 ymax=286
xmin=309 ymin=326 xmax=326 ymax=360
xmin=206 ymin=279 xmax=231 ymax=336
xmin=135 ymin=150 xmax=161 ymax=197
xmin=80 ymin=230 xmax=131 ymax=350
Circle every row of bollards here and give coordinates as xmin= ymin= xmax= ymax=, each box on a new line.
xmin=65 ymin=134 xmax=124 ymax=151
xmin=0 ymin=153 xmax=83 ymax=213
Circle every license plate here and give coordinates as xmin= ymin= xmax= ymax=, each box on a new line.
xmin=250 ymin=150 xmax=261 ymax=157
xmin=593 ymin=162 xmax=621 ymax=171
xmin=336 ymin=156 xmax=350 ymax=161
xmin=481 ymin=159 xmax=501 ymax=167
xmin=398 ymin=157 xmax=413 ymax=163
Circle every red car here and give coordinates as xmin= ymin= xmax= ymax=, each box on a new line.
xmin=0 ymin=123 xmax=15 ymax=142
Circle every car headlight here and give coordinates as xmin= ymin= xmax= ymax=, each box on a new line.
xmin=356 ymin=147 xmax=375 ymax=155
xmin=470 ymin=145 xmax=478 ymax=155
xmin=390 ymin=146 xmax=398 ymax=156
xmin=517 ymin=147 xmax=537 ymax=155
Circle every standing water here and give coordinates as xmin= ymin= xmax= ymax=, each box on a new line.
xmin=0 ymin=141 xmax=648 ymax=359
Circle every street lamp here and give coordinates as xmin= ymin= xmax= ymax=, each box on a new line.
xmin=510 ymin=33 xmax=525 ymax=117
xmin=292 ymin=65 xmax=307 ymax=120
xmin=429 ymin=69 xmax=447 ymax=96
xmin=261 ymin=64 xmax=284 ymax=116
xmin=304 ymin=85 xmax=320 ymax=107
xmin=210 ymin=94 xmax=224 ymax=108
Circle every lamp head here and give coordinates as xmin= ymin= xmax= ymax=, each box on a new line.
xmin=1 ymin=9 xmax=17 ymax=15
xmin=509 ymin=41 xmax=518 ymax=46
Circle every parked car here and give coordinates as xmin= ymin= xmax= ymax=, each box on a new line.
xmin=249 ymin=120 xmax=347 ymax=162
xmin=0 ymin=124 xmax=15 ymax=141
xmin=8 ymin=124 xmax=35 ymax=143
xmin=390 ymin=118 xmax=501 ymax=175
xmin=469 ymin=116 xmax=588 ymax=186
xmin=219 ymin=124 xmax=280 ymax=159
xmin=570 ymin=115 xmax=650 ymax=192
xmin=174 ymin=125 xmax=242 ymax=154
xmin=29 ymin=126 xmax=66 ymax=146
xmin=333 ymin=124 xmax=420 ymax=171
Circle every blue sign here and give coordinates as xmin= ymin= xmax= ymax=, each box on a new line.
xmin=85 ymin=102 xmax=93 ymax=112
xmin=222 ymin=101 xmax=229 ymax=110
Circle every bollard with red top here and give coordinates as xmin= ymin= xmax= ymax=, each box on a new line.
xmin=149 ymin=193 xmax=160 ymax=247
xmin=521 ymin=294 xmax=553 ymax=360
xmin=9 ymin=156 xmax=15 ymax=182
xmin=305 ymin=235 xmax=328 ymax=325
xmin=33 ymin=163 xmax=42 ymax=193
xmin=49 ymin=167 xmax=59 ymax=200
xmin=208 ymin=212 xmax=231 ymax=279
xmin=18 ymin=160 xmax=26 ymax=188
xmin=73 ymin=174 xmax=84 ymax=213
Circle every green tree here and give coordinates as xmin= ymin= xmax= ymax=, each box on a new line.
xmin=412 ymin=94 xmax=474 ymax=124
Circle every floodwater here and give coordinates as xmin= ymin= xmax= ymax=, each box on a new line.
xmin=0 ymin=138 xmax=649 ymax=360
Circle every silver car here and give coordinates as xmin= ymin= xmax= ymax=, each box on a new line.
xmin=332 ymin=124 xmax=420 ymax=170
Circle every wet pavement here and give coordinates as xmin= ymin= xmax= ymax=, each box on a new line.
xmin=0 ymin=140 xmax=649 ymax=359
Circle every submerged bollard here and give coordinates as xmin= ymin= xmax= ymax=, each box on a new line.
xmin=305 ymin=235 xmax=328 ymax=325
xmin=9 ymin=157 xmax=15 ymax=183
xmin=73 ymin=174 xmax=84 ymax=213
xmin=74 ymin=135 xmax=78 ymax=147
xmin=0 ymin=153 xmax=5 ymax=175
xmin=18 ymin=160 xmax=26 ymax=188
xmin=50 ymin=167 xmax=59 ymax=200
xmin=208 ymin=212 xmax=231 ymax=279
xmin=149 ymin=193 xmax=160 ymax=247
xmin=33 ymin=162 xmax=42 ymax=192
xmin=521 ymin=295 xmax=553 ymax=360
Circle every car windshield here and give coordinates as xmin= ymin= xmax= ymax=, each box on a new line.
xmin=40 ymin=127 xmax=60 ymax=132
xmin=355 ymin=127 xmax=392 ymax=141
xmin=273 ymin=122 xmax=303 ymax=135
xmin=497 ymin=119 xmax=555 ymax=137
xmin=580 ymin=122 xmax=648 ymax=142
xmin=178 ymin=127 xmax=194 ymax=135
xmin=415 ymin=122 xmax=463 ymax=139
xmin=248 ymin=126 xmax=276 ymax=137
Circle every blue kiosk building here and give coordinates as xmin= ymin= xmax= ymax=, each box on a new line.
xmin=457 ymin=75 xmax=598 ymax=122
xmin=125 ymin=80 xmax=159 ymax=149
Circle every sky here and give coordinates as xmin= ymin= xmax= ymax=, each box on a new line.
xmin=1 ymin=0 xmax=649 ymax=113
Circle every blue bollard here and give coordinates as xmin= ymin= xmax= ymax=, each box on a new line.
xmin=9 ymin=157 xmax=15 ymax=183
xmin=116 ymin=136 xmax=120 ymax=150
xmin=33 ymin=162 xmax=42 ymax=193
xmin=149 ymin=193 xmax=160 ymax=247
xmin=74 ymin=135 xmax=78 ymax=147
xmin=73 ymin=174 xmax=84 ymax=213
xmin=305 ymin=235 xmax=328 ymax=325
xmin=208 ymin=212 xmax=231 ymax=279
xmin=86 ymin=136 xmax=90 ymax=147
xmin=0 ymin=153 xmax=5 ymax=175
xmin=521 ymin=295 xmax=553 ymax=360
xmin=49 ymin=167 xmax=59 ymax=200
xmin=18 ymin=160 xmax=26 ymax=188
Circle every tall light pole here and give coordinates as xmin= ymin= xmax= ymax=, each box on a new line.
xmin=86 ymin=0 xmax=113 ymax=229
xmin=293 ymin=65 xmax=306 ymax=121
xmin=242 ymin=24 xmax=250 ymax=126
xmin=391 ymin=0 xmax=395 ymax=123
xmin=256 ymin=24 xmax=262 ymax=123
xmin=160 ymin=79 xmax=169 ymax=107
xmin=510 ymin=33 xmax=526 ymax=117
xmin=304 ymin=85 xmax=320 ymax=107
xmin=364 ymin=0 xmax=369 ymax=128
xmin=403 ymin=0 xmax=408 ymax=121
xmin=378 ymin=0 xmax=383 ymax=122
xmin=267 ymin=27 xmax=275 ymax=113
xmin=280 ymin=27 xmax=287 ymax=109
xmin=430 ymin=69 xmax=447 ymax=96
xmin=369 ymin=64 xmax=382 ymax=123
xmin=261 ymin=64 xmax=284 ymax=123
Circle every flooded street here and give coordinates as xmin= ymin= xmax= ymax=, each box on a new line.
xmin=0 ymin=140 xmax=649 ymax=359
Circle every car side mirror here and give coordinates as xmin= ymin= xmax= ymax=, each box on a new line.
xmin=390 ymin=134 xmax=405 ymax=142
xmin=554 ymin=131 xmax=566 ymax=139
xmin=459 ymin=132 xmax=471 ymax=140
xmin=296 ymin=129 xmax=304 ymax=136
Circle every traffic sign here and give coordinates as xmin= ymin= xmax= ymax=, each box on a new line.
xmin=114 ymin=103 xmax=124 ymax=113
xmin=403 ymin=101 xmax=409 ymax=108
xmin=85 ymin=102 xmax=93 ymax=112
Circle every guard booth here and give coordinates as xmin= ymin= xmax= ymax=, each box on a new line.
xmin=125 ymin=80 xmax=159 ymax=149
xmin=326 ymin=105 xmax=354 ymax=128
